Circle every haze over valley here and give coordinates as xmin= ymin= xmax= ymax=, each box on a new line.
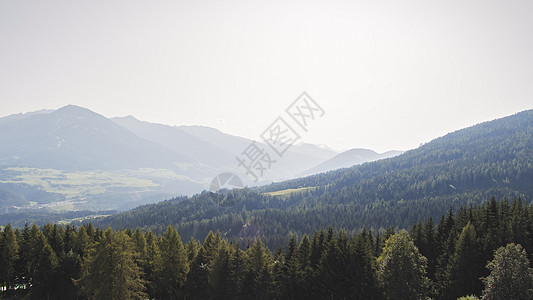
xmin=1 ymin=1 xmax=533 ymax=299
xmin=0 ymin=105 xmax=402 ymax=221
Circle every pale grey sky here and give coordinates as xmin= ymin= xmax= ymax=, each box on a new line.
xmin=1 ymin=0 xmax=532 ymax=152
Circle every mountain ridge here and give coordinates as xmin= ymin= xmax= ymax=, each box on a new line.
xmin=1 ymin=104 xmax=370 ymax=219
xmin=300 ymin=147 xmax=403 ymax=176
xmin=92 ymin=108 xmax=533 ymax=243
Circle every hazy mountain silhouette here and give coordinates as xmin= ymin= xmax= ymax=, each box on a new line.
xmin=0 ymin=105 xmax=194 ymax=171
xmin=112 ymin=116 xmax=237 ymax=170
xmin=0 ymin=105 xmax=348 ymax=215
xmin=300 ymin=148 xmax=402 ymax=176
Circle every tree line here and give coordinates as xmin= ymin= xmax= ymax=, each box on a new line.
xmin=1 ymin=198 xmax=532 ymax=299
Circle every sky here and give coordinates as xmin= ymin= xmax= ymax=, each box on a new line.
xmin=1 ymin=0 xmax=532 ymax=153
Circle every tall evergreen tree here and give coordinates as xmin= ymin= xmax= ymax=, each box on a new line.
xmin=225 ymin=242 xmax=246 ymax=298
xmin=154 ymin=225 xmax=189 ymax=299
xmin=78 ymin=229 xmax=146 ymax=300
xmin=280 ymin=234 xmax=302 ymax=299
xmin=352 ymin=230 xmax=380 ymax=299
xmin=444 ymin=222 xmax=483 ymax=299
xmin=243 ymin=238 xmax=273 ymax=300
xmin=32 ymin=233 xmax=59 ymax=299
xmin=186 ymin=231 xmax=221 ymax=299
xmin=0 ymin=224 xmax=18 ymax=292
xmin=144 ymin=230 xmax=160 ymax=299
xmin=435 ymin=208 xmax=456 ymax=294
xmin=187 ymin=246 xmax=212 ymax=299
xmin=211 ymin=240 xmax=234 ymax=299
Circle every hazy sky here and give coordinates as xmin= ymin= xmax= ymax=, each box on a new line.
xmin=1 ymin=0 xmax=532 ymax=152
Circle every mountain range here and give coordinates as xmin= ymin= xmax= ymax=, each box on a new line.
xmin=0 ymin=105 xmax=395 ymax=219
xmin=92 ymin=109 xmax=533 ymax=245
xmin=299 ymin=148 xmax=403 ymax=176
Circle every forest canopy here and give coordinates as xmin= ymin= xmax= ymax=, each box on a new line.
xmin=1 ymin=198 xmax=532 ymax=299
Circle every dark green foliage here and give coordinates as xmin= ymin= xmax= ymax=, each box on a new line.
xmin=92 ymin=110 xmax=533 ymax=248
xmin=378 ymin=230 xmax=429 ymax=300
xmin=0 ymin=224 xmax=18 ymax=291
xmin=154 ymin=225 xmax=189 ymax=299
xmin=482 ymin=243 xmax=533 ymax=300
xmin=243 ymin=238 xmax=274 ymax=299
xmin=78 ymin=228 xmax=146 ymax=300
xmin=1 ymin=198 xmax=533 ymax=299
xmin=444 ymin=222 xmax=484 ymax=298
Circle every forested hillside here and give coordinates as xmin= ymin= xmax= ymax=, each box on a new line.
xmin=2 ymin=199 xmax=532 ymax=299
xmin=93 ymin=110 xmax=533 ymax=245
xmin=0 ymin=105 xmax=340 ymax=218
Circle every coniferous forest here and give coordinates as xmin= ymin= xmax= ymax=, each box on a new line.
xmin=1 ymin=198 xmax=532 ymax=299
xmin=89 ymin=109 xmax=533 ymax=250
xmin=3 ymin=1 xmax=533 ymax=299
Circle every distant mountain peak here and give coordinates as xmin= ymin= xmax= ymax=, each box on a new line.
xmin=0 ymin=109 xmax=54 ymax=123
xmin=54 ymin=104 xmax=95 ymax=114
xmin=300 ymin=147 xmax=402 ymax=176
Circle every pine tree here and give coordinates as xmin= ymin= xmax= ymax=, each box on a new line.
xmin=154 ymin=225 xmax=189 ymax=299
xmin=186 ymin=237 xmax=200 ymax=262
xmin=144 ymin=230 xmax=160 ymax=299
xmin=78 ymin=229 xmax=146 ymax=300
xmin=352 ymin=230 xmax=380 ymax=299
xmin=211 ymin=240 xmax=233 ymax=299
xmin=435 ymin=208 xmax=456 ymax=294
xmin=243 ymin=238 xmax=273 ymax=300
xmin=444 ymin=222 xmax=483 ymax=299
xmin=227 ymin=242 xmax=246 ymax=298
xmin=510 ymin=199 xmax=527 ymax=245
xmin=0 ymin=224 xmax=18 ymax=292
xmin=482 ymin=198 xmax=501 ymax=260
xmin=187 ymin=246 xmax=212 ymax=299
xmin=132 ymin=228 xmax=147 ymax=259
xmin=422 ymin=217 xmax=438 ymax=281
xmin=309 ymin=229 xmax=325 ymax=268
xmin=186 ymin=231 xmax=220 ymax=299
xmin=15 ymin=223 xmax=40 ymax=289
xmin=32 ymin=233 xmax=59 ymax=299
xmin=280 ymin=234 xmax=302 ymax=299
xmin=84 ymin=223 xmax=96 ymax=240
xmin=75 ymin=225 xmax=91 ymax=258
xmin=316 ymin=229 xmax=352 ymax=298
xmin=63 ymin=225 xmax=77 ymax=253
xmin=59 ymin=249 xmax=82 ymax=299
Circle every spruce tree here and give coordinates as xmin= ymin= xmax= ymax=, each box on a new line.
xmin=243 ymin=238 xmax=273 ymax=300
xmin=154 ymin=225 xmax=189 ymax=299
xmin=32 ymin=234 xmax=59 ymax=299
xmin=444 ymin=222 xmax=483 ymax=299
xmin=144 ymin=230 xmax=160 ymax=299
xmin=0 ymin=224 xmax=18 ymax=292
xmin=78 ymin=229 xmax=146 ymax=300
xmin=352 ymin=230 xmax=380 ymax=299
